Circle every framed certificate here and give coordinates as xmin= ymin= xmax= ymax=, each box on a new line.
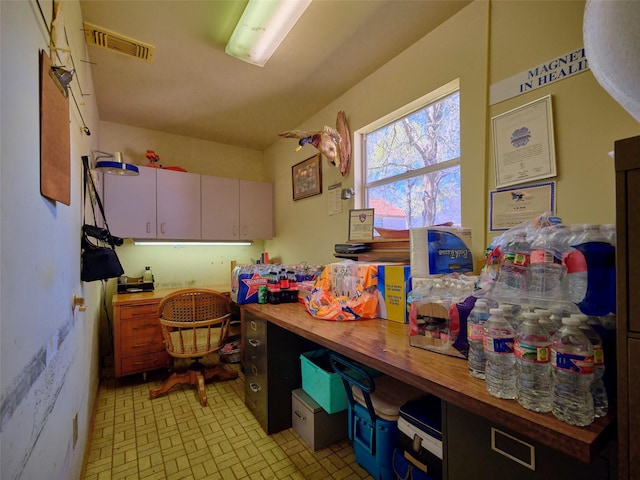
xmin=489 ymin=182 xmax=555 ymax=231
xmin=348 ymin=209 xmax=374 ymax=241
xmin=492 ymin=95 xmax=557 ymax=188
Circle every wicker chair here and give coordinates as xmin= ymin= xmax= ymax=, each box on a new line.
xmin=149 ymin=289 xmax=238 ymax=406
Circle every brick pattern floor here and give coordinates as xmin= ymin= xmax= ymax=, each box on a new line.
xmin=82 ymin=361 xmax=372 ymax=480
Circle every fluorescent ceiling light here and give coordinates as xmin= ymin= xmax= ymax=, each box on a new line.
xmin=133 ymin=240 xmax=253 ymax=246
xmin=225 ymin=0 xmax=312 ymax=67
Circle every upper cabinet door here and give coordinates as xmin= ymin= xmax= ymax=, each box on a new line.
xmin=201 ymin=176 xmax=240 ymax=240
xmin=156 ymin=169 xmax=201 ymax=239
xmin=240 ymin=180 xmax=273 ymax=240
xmin=103 ymin=166 xmax=157 ymax=239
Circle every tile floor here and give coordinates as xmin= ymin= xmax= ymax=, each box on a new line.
xmin=82 ymin=360 xmax=372 ymax=480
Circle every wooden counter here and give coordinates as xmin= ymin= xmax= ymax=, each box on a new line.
xmin=243 ymin=302 xmax=614 ymax=464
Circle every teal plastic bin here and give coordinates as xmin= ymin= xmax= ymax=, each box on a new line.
xmin=300 ymin=349 xmax=348 ymax=413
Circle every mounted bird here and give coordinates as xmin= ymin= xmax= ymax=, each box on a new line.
xmin=280 ymin=111 xmax=351 ymax=176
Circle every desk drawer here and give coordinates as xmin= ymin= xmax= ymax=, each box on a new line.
xmin=121 ymin=351 xmax=169 ymax=376
xmin=121 ymin=317 xmax=160 ymax=337
xmin=121 ymin=332 xmax=165 ymax=356
xmin=120 ymin=303 xmax=159 ymax=320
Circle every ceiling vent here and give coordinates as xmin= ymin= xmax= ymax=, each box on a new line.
xmin=83 ymin=22 xmax=155 ymax=63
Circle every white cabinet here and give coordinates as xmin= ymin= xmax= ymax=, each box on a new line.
xmin=201 ymin=176 xmax=239 ymax=239
xmin=105 ymin=169 xmax=272 ymax=240
xmin=103 ymin=166 xmax=157 ymax=239
xmin=156 ymin=169 xmax=201 ymax=239
xmin=240 ymin=180 xmax=273 ymax=240
xmin=201 ymin=177 xmax=273 ymax=240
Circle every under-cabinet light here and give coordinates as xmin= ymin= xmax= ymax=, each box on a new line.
xmin=133 ymin=240 xmax=253 ymax=246
xmin=225 ymin=0 xmax=312 ymax=67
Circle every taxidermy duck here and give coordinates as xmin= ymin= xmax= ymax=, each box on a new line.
xmin=280 ymin=111 xmax=352 ymax=176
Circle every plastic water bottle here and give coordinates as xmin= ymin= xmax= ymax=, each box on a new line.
xmin=551 ymin=316 xmax=595 ymax=426
xmin=467 ymin=299 xmax=490 ymax=379
xmin=484 ymin=308 xmax=516 ymax=399
xmin=528 ymin=227 xmax=566 ymax=298
xmin=499 ymin=303 xmax=519 ymax=331
xmin=535 ymin=308 xmax=560 ymax=337
xmin=515 ymin=312 xmax=552 ymax=412
xmin=601 ymin=224 xmax=616 ymax=246
xmin=496 ymin=232 xmax=530 ymax=297
xmin=574 ymin=313 xmax=608 ymax=417
xmin=562 ymin=224 xmax=586 ymax=302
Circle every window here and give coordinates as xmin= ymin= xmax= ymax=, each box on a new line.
xmin=360 ymin=80 xmax=461 ymax=231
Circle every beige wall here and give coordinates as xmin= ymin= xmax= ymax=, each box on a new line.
xmin=264 ymin=0 xmax=639 ymax=267
xmin=264 ymin=1 xmax=490 ymax=265
xmin=487 ymin=0 xmax=639 ymax=247
xmin=99 ymin=121 xmax=265 ymax=180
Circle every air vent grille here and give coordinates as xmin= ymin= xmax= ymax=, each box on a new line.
xmin=83 ymin=22 xmax=155 ymax=63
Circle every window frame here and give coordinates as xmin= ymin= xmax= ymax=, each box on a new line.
xmin=353 ymin=78 xmax=461 ymax=221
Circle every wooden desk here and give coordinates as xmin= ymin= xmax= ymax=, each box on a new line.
xmin=112 ymin=284 xmax=230 ymax=378
xmin=243 ymin=302 xmax=614 ymax=465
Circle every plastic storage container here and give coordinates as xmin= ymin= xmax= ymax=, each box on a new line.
xmin=300 ymin=349 xmax=348 ymax=414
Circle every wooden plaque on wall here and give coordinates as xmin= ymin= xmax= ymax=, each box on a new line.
xmin=40 ymin=50 xmax=70 ymax=205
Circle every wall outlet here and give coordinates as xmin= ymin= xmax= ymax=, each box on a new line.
xmin=72 ymin=412 xmax=78 ymax=449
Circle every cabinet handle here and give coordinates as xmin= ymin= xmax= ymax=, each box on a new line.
xmin=160 ymin=223 xmax=166 ymax=234
xmin=250 ymin=320 xmax=257 ymax=331
xmin=146 ymin=222 xmax=151 ymax=234
xmin=133 ymin=358 xmax=159 ymax=366
xmin=132 ymin=341 xmax=158 ymax=348
xmin=249 ymin=382 xmax=261 ymax=393
xmin=248 ymin=339 xmax=260 ymax=348
xmin=251 ymin=365 xmax=258 ymax=376
xmin=294 ymin=410 xmax=306 ymax=420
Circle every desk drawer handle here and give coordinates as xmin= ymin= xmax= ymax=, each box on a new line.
xmin=251 ymin=365 xmax=258 ymax=376
xmin=133 ymin=358 xmax=159 ymax=366
xmin=294 ymin=410 xmax=306 ymax=420
xmin=249 ymin=382 xmax=261 ymax=393
xmin=132 ymin=341 xmax=158 ymax=348
xmin=250 ymin=320 xmax=257 ymax=331
xmin=248 ymin=339 xmax=260 ymax=348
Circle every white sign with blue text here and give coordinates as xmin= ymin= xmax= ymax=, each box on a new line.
xmin=490 ymin=47 xmax=589 ymax=105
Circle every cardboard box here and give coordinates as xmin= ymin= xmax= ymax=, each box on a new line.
xmin=377 ymin=265 xmax=412 ymax=323
xmin=410 ymin=227 xmax=473 ymax=277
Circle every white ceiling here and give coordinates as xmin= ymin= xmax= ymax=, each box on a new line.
xmin=79 ymin=0 xmax=470 ymax=151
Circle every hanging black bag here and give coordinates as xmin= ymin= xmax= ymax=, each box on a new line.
xmin=80 ymin=155 xmax=124 ymax=282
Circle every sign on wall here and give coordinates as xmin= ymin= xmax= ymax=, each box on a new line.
xmin=490 ymin=47 xmax=589 ymax=105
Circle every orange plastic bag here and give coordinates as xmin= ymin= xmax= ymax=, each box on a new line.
xmin=304 ymin=261 xmax=379 ymax=321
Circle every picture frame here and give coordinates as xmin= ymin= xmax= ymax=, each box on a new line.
xmin=492 ymin=95 xmax=557 ymax=189
xmin=348 ymin=208 xmax=374 ymax=241
xmin=292 ymin=154 xmax=322 ymax=200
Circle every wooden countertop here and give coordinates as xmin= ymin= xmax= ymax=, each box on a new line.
xmin=113 ymin=284 xmax=231 ymax=305
xmin=243 ymin=302 xmax=614 ymax=464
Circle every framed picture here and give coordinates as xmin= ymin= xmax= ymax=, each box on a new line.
xmin=492 ymin=95 xmax=557 ymax=188
xmin=292 ymin=154 xmax=322 ymax=200
xmin=348 ymin=208 xmax=374 ymax=241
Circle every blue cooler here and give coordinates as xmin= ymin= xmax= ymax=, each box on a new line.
xmin=397 ymin=395 xmax=443 ymax=479
xmin=329 ymin=353 xmax=423 ymax=480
